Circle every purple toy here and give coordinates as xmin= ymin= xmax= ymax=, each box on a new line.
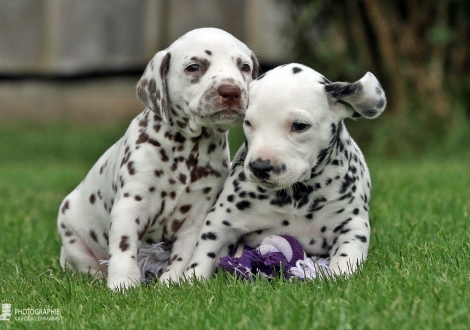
xmin=218 ymin=235 xmax=330 ymax=280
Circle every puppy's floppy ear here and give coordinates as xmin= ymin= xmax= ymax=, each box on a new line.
xmin=250 ymin=53 xmax=260 ymax=79
xmin=325 ymin=72 xmax=386 ymax=119
xmin=136 ymin=51 xmax=171 ymax=122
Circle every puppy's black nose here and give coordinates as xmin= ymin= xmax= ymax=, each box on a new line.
xmin=248 ymin=158 xmax=273 ymax=180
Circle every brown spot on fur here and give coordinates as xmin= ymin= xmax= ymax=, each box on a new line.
xmin=135 ymin=195 xmax=142 ymax=201
xmin=136 ymin=132 xmax=149 ymax=144
xmin=127 ymin=161 xmax=136 ymax=175
xmin=124 ymin=192 xmax=130 ymax=198
xmin=203 ymin=187 xmax=212 ymax=194
xmin=178 ymin=174 xmax=187 ymax=184
xmin=119 ymin=235 xmax=130 ymax=252
xmin=176 ymin=120 xmax=188 ymax=129
xmin=103 ymin=233 xmax=109 ymax=245
xmin=190 ymin=164 xmax=222 ymax=183
xmin=180 ymin=204 xmax=192 ymax=214
xmin=208 ymin=143 xmax=217 ymax=154
xmin=160 ymin=149 xmax=169 ymax=162
xmin=65 ymin=230 xmax=73 ymax=237
xmin=89 ymin=194 xmax=96 ymax=204
xmin=61 ymin=200 xmax=70 ymax=214
xmin=154 ymin=169 xmax=164 ymax=177
xmin=69 ymin=239 xmax=76 ymax=244
xmin=148 ymin=79 xmax=157 ymax=94
xmin=171 ymin=219 xmax=185 ymax=232
xmin=149 ymin=186 xmax=155 ymax=192
xmin=174 ymin=132 xmax=186 ymax=144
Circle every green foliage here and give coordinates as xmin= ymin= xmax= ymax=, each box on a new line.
xmin=1 ymin=123 xmax=469 ymax=329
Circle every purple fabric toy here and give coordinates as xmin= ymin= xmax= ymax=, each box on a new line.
xmin=100 ymin=235 xmax=330 ymax=282
xmin=218 ymin=235 xmax=330 ymax=280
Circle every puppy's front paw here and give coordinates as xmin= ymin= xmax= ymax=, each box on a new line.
xmin=107 ymin=266 xmax=141 ymax=291
xmin=159 ymin=269 xmax=184 ymax=286
xmin=108 ymin=277 xmax=140 ymax=291
xmin=328 ymin=259 xmax=357 ymax=277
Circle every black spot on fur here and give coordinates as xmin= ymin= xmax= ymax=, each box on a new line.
xmin=325 ymin=81 xmax=363 ymax=98
xmin=355 ymin=235 xmax=367 ymax=243
xmin=236 ymin=200 xmax=251 ymax=210
xmin=308 ymin=197 xmax=327 ymax=212
xmin=333 ymin=218 xmax=352 ymax=233
xmin=207 ymin=252 xmax=216 ymax=258
xmin=201 ymin=232 xmax=217 ymax=240
xmin=292 ymin=184 xmax=314 ymax=209
xmin=90 ymin=230 xmax=98 ymax=243
xmin=222 ymin=220 xmax=232 ymax=227
xmin=282 ymin=220 xmax=290 ymax=226
xmin=292 ymin=66 xmax=302 ymax=74
xmin=270 ymin=189 xmax=292 ymax=207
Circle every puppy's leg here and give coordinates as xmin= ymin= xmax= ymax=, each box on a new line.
xmin=159 ymin=220 xmax=201 ymax=284
xmin=328 ymin=217 xmax=370 ymax=276
xmin=58 ymin=201 xmax=106 ymax=277
xmin=59 ymin=240 xmax=105 ymax=278
xmin=183 ymin=209 xmax=246 ymax=281
xmin=107 ymin=198 xmax=154 ymax=290
xmin=160 ymin=199 xmax=223 ymax=284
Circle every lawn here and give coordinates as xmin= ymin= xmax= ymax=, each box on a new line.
xmin=0 ymin=122 xmax=469 ymax=330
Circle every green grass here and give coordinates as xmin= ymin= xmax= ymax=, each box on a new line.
xmin=0 ymin=122 xmax=469 ymax=330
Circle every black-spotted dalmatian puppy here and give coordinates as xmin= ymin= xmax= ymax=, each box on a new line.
xmin=57 ymin=28 xmax=259 ymax=290
xmin=184 ymin=63 xmax=386 ymax=279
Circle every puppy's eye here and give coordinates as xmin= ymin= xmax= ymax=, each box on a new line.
xmin=241 ymin=64 xmax=251 ymax=72
xmin=244 ymin=120 xmax=252 ymax=127
xmin=185 ymin=64 xmax=201 ymax=72
xmin=291 ymin=122 xmax=311 ymax=132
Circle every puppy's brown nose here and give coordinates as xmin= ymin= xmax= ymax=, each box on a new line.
xmin=217 ymin=84 xmax=241 ymax=107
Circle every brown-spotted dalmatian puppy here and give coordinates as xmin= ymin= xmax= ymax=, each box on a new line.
xmin=184 ymin=63 xmax=386 ymax=280
xmin=57 ymin=28 xmax=259 ymax=290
